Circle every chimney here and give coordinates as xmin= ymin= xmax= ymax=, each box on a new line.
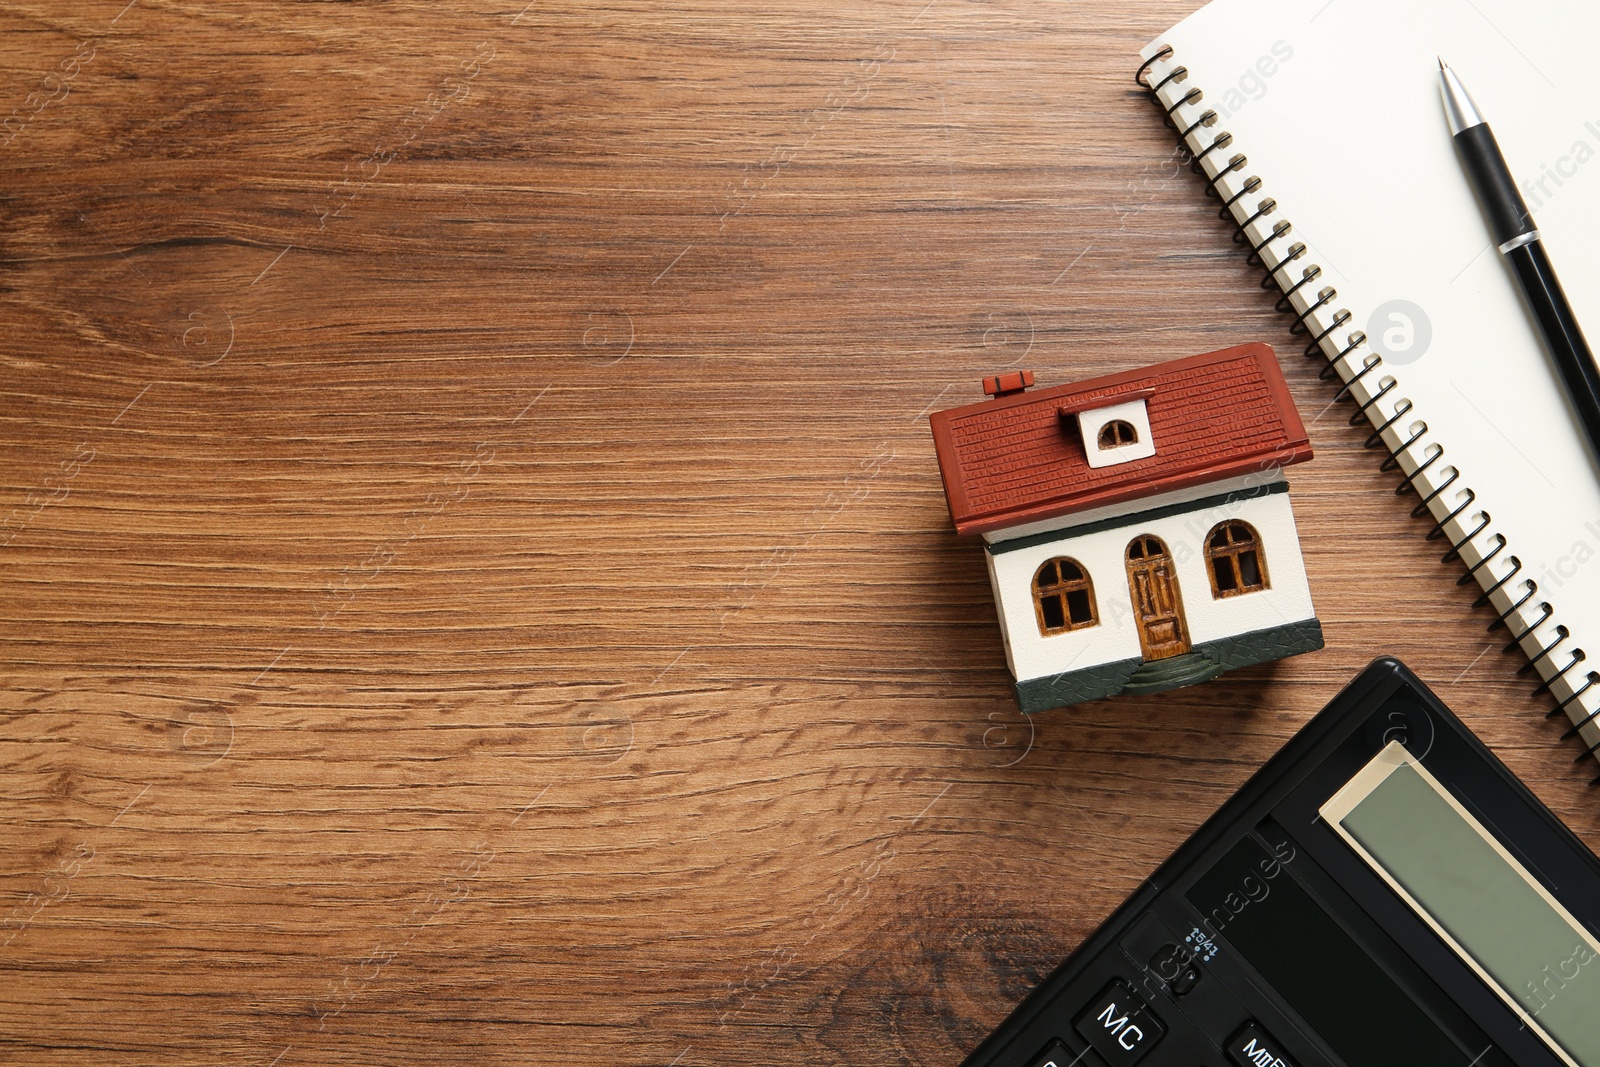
xmin=982 ymin=370 xmax=1034 ymax=398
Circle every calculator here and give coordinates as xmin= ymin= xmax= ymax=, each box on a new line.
xmin=960 ymin=658 xmax=1600 ymax=1067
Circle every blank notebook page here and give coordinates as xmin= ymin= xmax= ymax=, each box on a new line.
xmin=1143 ymin=0 xmax=1600 ymax=748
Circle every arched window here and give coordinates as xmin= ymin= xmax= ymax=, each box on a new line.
xmin=1207 ymin=521 xmax=1269 ymax=597
xmin=1033 ymin=557 xmax=1097 ymax=635
xmin=1127 ymin=535 xmax=1164 ymax=560
xmin=1098 ymin=420 xmax=1139 ymax=449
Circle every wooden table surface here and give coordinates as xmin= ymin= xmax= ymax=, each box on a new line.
xmin=3 ymin=2 xmax=1597 ymax=1064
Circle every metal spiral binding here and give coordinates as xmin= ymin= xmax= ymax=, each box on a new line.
xmin=1219 ymin=176 xmax=1264 ymax=222
xmin=1192 ymin=131 xmax=1233 ymax=176
xmin=1560 ymin=688 xmax=1600 ymax=735
xmin=1532 ymin=648 xmax=1583 ymax=697
xmin=1246 ymin=221 xmax=1293 ymax=269
xmin=1263 ymin=242 xmax=1308 ymax=290
xmin=1319 ymin=331 xmax=1367 ymax=384
xmin=1536 ymin=646 xmax=1587 ymax=697
xmin=1390 ymin=439 xmax=1442 ymax=495
xmin=1457 ymin=533 xmax=1507 ymax=585
xmin=1275 ymin=266 xmax=1323 ymax=318
xmin=1416 ymin=480 xmax=1469 ymax=533
xmin=1204 ymin=154 xmax=1250 ymax=202
xmin=1177 ymin=108 xmax=1218 ymax=143
xmin=1468 ymin=551 xmax=1519 ymax=607
xmin=1308 ymin=310 xmax=1355 ymax=364
xmin=1347 ymin=374 xmax=1397 ymax=428
xmin=1379 ymin=422 xmax=1427 ymax=474
xmin=1555 ymin=673 xmax=1600 ymax=727
xmin=1136 ymin=46 xmax=1600 ymax=779
xmin=1364 ymin=398 xmax=1415 ymax=452
xmin=1523 ymin=626 xmax=1572 ymax=677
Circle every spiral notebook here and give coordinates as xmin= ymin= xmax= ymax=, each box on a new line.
xmin=1138 ymin=0 xmax=1600 ymax=768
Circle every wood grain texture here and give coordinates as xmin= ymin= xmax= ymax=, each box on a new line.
xmin=2 ymin=2 xmax=1596 ymax=1064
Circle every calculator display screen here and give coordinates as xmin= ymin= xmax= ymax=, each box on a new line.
xmin=1188 ymin=836 xmax=1467 ymax=1066
xmin=1323 ymin=743 xmax=1600 ymax=1067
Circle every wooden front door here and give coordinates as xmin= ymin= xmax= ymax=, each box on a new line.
xmin=1126 ymin=534 xmax=1190 ymax=661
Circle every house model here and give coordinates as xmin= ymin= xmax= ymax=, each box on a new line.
xmin=928 ymin=342 xmax=1323 ymax=712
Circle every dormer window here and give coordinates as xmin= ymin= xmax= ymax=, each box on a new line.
xmin=1069 ymin=395 xmax=1157 ymax=469
xmin=1098 ymin=420 xmax=1139 ymax=449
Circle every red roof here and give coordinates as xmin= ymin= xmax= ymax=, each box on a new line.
xmin=929 ymin=343 xmax=1311 ymax=536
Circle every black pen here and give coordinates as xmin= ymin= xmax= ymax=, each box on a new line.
xmin=1439 ymin=59 xmax=1600 ymax=460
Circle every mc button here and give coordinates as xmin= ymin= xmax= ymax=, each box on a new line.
xmin=1073 ymin=980 xmax=1166 ymax=1065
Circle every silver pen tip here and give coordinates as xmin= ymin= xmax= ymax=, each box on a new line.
xmin=1439 ymin=60 xmax=1485 ymax=136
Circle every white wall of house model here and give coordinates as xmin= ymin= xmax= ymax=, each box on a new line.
xmin=985 ymin=472 xmax=1315 ymax=686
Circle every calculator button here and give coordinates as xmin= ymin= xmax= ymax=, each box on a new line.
xmin=1147 ymin=942 xmax=1201 ymax=996
xmin=1073 ymin=980 xmax=1166 ymax=1065
xmin=1227 ymin=1022 xmax=1298 ymax=1067
xmin=1025 ymin=1039 xmax=1103 ymax=1067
